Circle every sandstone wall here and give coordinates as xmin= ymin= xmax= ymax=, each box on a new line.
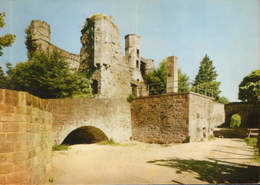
xmin=0 ymin=89 xmax=52 ymax=184
xmin=131 ymin=93 xmax=189 ymax=143
xmin=48 ymin=98 xmax=131 ymax=144
xmin=131 ymin=92 xmax=225 ymax=143
xmin=188 ymin=92 xmax=225 ymax=142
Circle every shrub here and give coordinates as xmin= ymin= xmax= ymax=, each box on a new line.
xmin=230 ymin=114 xmax=241 ymax=128
xmin=127 ymin=94 xmax=136 ymax=102
xmin=182 ymin=136 xmax=190 ymax=143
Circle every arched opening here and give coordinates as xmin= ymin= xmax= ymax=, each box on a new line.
xmin=62 ymin=126 xmax=108 ymax=145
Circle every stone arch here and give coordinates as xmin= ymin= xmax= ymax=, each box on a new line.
xmin=62 ymin=126 xmax=108 ymax=145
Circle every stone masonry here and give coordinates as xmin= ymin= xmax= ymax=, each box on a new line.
xmin=0 ymin=89 xmax=52 ymax=184
xmin=167 ymin=56 xmax=178 ymax=93
xmin=131 ymin=92 xmax=225 ymax=143
xmin=48 ymin=97 xmax=131 ymax=144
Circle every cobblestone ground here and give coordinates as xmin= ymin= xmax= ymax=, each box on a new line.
xmin=52 ymin=138 xmax=259 ymax=184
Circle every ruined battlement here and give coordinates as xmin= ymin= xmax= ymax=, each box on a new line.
xmin=28 ymin=20 xmax=80 ymax=69
xmin=30 ymin=20 xmax=51 ymax=42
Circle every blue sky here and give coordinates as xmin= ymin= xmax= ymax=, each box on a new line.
xmin=0 ymin=0 xmax=259 ymax=101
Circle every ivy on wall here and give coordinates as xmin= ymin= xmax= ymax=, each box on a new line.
xmin=79 ymin=18 xmax=98 ymax=78
xmin=25 ymin=25 xmax=37 ymax=59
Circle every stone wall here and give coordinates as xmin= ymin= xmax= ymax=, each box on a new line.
xmin=48 ymin=98 xmax=131 ymax=144
xmin=188 ymin=92 xmax=225 ymax=142
xmin=0 ymin=89 xmax=52 ymax=184
xmin=131 ymin=93 xmax=189 ymax=143
xmin=131 ymin=92 xmax=225 ymax=143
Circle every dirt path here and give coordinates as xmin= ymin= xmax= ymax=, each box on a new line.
xmin=52 ymin=138 xmax=259 ymax=184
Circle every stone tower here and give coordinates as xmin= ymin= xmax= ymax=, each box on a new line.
xmin=79 ymin=14 xmax=131 ymax=98
xmin=27 ymin=20 xmax=51 ymax=58
xmin=30 ymin=20 xmax=51 ymax=42
xmin=166 ymin=56 xmax=178 ymax=93
xmin=125 ymin=34 xmax=143 ymax=82
xmin=26 ymin=20 xmax=80 ymax=69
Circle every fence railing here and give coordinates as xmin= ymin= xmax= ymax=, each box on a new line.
xmin=145 ymin=80 xmax=216 ymax=97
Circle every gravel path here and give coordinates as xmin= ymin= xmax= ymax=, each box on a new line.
xmin=52 ymin=138 xmax=259 ymax=184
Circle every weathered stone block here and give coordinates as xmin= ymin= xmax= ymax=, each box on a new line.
xmin=5 ymin=90 xmax=19 ymax=106
xmin=0 ymin=163 xmax=14 ymax=174
xmin=6 ymin=171 xmax=28 ymax=183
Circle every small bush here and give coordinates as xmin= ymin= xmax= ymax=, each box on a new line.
xmin=98 ymin=138 xmax=120 ymax=146
xmin=230 ymin=114 xmax=241 ymax=128
xmin=52 ymin=144 xmax=70 ymax=151
xmin=49 ymin=176 xmax=54 ymax=183
xmin=127 ymin=94 xmax=136 ymax=103
xmin=183 ymin=136 xmax=190 ymax=143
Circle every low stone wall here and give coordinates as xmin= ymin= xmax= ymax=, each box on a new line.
xmin=131 ymin=93 xmax=189 ymax=143
xmin=131 ymin=92 xmax=225 ymax=143
xmin=48 ymin=98 xmax=131 ymax=144
xmin=0 ymin=89 xmax=53 ymax=184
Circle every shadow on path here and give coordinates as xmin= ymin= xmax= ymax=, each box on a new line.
xmin=147 ymin=158 xmax=259 ymax=183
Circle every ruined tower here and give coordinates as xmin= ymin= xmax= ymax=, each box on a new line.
xmin=27 ymin=20 xmax=80 ymax=69
xmin=166 ymin=56 xmax=178 ymax=93
xmin=124 ymin=34 xmax=150 ymax=96
xmin=79 ymin=14 xmax=131 ymax=98
xmin=125 ymin=34 xmax=143 ymax=81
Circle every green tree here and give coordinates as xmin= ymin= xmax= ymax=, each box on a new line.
xmin=0 ymin=12 xmax=16 ymax=56
xmin=192 ymin=54 xmax=221 ymax=98
xmin=0 ymin=66 xmax=7 ymax=88
xmin=216 ymin=96 xmax=229 ymax=104
xmin=144 ymin=59 xmax=190 ymax=95
xmin=230 ymin=114 xmax=241 ymax=128
xmin=7 ymin=50 xmax=92 ymax=98
xmin=238 ymin=70 xmax=260 ymax=103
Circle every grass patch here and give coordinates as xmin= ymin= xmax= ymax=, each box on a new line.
xmin=244 ymin=137 xmax=260 ymax=163
xmin=52 ymin=144 xmax=70 ymax=151
xmin=244 ymin=137 xmax=257 ymax=147
xmin=209 ymin=135 xmax=215 ymax=140
xmin=97 ymin=138 xmax=120 ymax=146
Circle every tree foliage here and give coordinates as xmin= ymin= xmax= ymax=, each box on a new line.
xmin=0 ymin=12 xmax=16 ymax=56
xmin=238 ymin=70 xmax=260 ymax=103
xmin=192 ymin=54 xmax=221 ymax=99
xmin=25 ymin=25 xmax=37 ymax=58
xmin=6 ymin=50 xmax=92 ymax=99
xmin=144 ymin=59 xmax=190 ymax=95
xmin=216 ymin=96 xmax=229 ymax=104
xmin=230 ymin=114 xmax=241 ymax=128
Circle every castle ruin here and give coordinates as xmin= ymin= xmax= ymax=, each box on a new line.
xmin=0 ymin=14 xmax=228 ymax=184
xmin=28 ymin=14 xmax=155 ymax=98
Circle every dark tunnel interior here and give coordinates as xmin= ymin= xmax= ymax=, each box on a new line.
xmin=62 ymin=126 xmax=108 ymax=145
